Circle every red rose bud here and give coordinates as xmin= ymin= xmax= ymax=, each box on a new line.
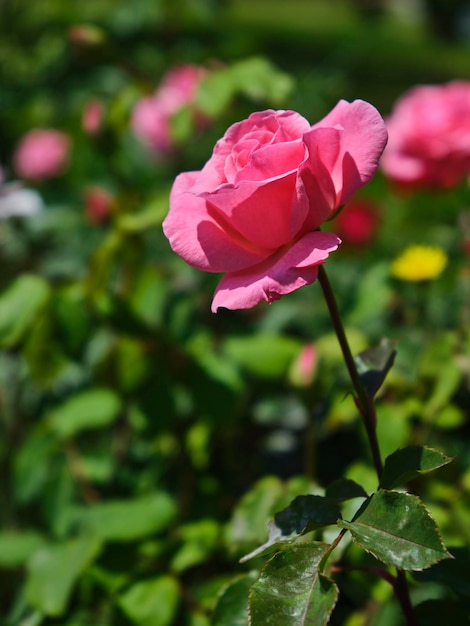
xmin=334 ymin=199 xmax=380 ymax=247
xmin=84 ymin=186 xmax=113 ymax=225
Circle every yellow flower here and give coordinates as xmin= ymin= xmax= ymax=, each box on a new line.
xmin=391 ymin=245 xmax=448 ymax=282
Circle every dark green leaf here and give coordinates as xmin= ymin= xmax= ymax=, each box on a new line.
xmin=338 ymin=490 xmax=452 ymax=571
xmin=240 ymin=495 xmax=340 ymax=563
xmin=227 ymin=476 xmax=312 ymax=556
xmin=325 ymin=478 xmax=368 ymax=502
xmin=354 ymin=337 xmax=397 ymax=398
xmin=48 ymin=388 xmax=122 ymax=440
xmin=275 ymin=495 xmax=342 ymax=533
xmin=249 ymin=542 xmax=338 ymax=626
xmin=25 ymin=534 xmax=101 ymax=616
xmin=380 ymin=446 xmax=453 ymax=490
xmin=0 ymin=274 xmax=49 ymax=347
xmin=212 ymin=572 xmax=258 ymax=626
xmin=119 ymin=576 xmax=180 ymax=626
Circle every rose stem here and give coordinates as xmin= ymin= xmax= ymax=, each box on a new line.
xmin=317 ymin=265 xmax=382 ymax=479
xmin=317 ymin=264 xmax=417 ymax=626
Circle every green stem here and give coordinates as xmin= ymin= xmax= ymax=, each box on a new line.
xmin=317 ymin=265 xmax=383 ymax=480
xmin=317 ymin=265 xmax=417 ymax=626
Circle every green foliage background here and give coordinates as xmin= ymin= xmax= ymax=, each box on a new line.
xmin=1 ymin=1 xmax=470 ymax=624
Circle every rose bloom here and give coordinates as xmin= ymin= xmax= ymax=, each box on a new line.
xmin=163 ymin=102 xmax=388 ymax=311
xmin=381 ymin=81 xmax=470 ymax=188
xmin=13 ymin=129 xmax=70 ymax=181
xmin=131 ymin=64 xmax=207 ymax=154
xmin=334 ymin=199 xmax=380 ymax=247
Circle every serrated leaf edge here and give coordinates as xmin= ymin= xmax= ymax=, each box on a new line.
xmin=338 ymin=491 xmax=453 ymax=572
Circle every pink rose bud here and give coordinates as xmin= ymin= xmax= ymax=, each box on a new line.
xmin=131 ymin=64 xmax=208 ymax=154
xmin=382 ymin=81 xmax=470 ymax=189
xmin=289 ymin=344 xmax=317 ymax=387
xmin=163 ymin=102 xmax=388 ymax=311
xmin=334 ymin=199 xmax=380 ymax=247
xmin=13 ymin=129 xmax=70 ymax=181
xmin=84 ymin=186 xmax=113 ymax=225
xmin=82 ymin=99 xmax=103 ymax=135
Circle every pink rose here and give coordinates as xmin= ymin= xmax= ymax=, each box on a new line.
xmin=163 ymin=102 xmax=387 ymax=311
xmin=381 ymin=81 xmax=470 ymax=188
xmin=131 ymin=64 xmax=207 ymax=154
xmin=13 ymin=129 xmax=70 ymax=181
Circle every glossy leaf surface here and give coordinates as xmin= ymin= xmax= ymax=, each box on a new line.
xmin=249 ymin=542 xmax=338 ymax=626
xmin=338 ymin=490 xmax=452 ymax=571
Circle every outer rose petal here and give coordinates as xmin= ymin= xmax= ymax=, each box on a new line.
xmin=211 ymin=231 xmax=341 ymax=311
xmin=163 ymin=172 xmax=272 ymax=272
xmin=313 ymin=99 xmax=388 ymax=204
xmin=203 ymin=171 xmax=307 ymax=249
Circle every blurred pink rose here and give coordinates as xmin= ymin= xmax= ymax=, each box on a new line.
xmin=82 ymin=100 xmax=104 ymax=135
xmin=13 ymin=129 xmax=70 ymax=181
xmin=131 ymin=64 xmax=207 ymax=154
xmin=382 ymin=81 xmax=470 ymax=188
xmin=334 ymin=199 xmax=380 ymax=247
xmin=289 ymin=344 xmax=317 ymax=387
xmin=84 ymin=186 xmax=113 ymax=225
xmin=163 ymin=102 xmax=388 ymax=311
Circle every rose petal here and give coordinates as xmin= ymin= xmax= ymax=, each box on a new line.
xmin=211 ymin=231 xmax=341 ymax=311
xmin=313 ymin=99 xmax=388 ymax=204
xmin=163 ymin=172 xmax=272 ymax=272
xmin=203 ymin=171 xmax=308 ymax=249
xmin=299 ymin=128 xmax=340 ymax=231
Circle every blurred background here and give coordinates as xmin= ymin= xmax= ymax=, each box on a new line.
xmin=1 ymin=1 xmax=470 ymax=625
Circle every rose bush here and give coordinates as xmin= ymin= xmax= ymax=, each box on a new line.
xmin=381 ymin=81 xmax=470 ymax=188
xmin=163 ymin=101 xmax=388 ymax=311
xmin=13 ymin=128 xmax=70 ymax=181
xmin=131 ymin=64 xmax=208 ymax=155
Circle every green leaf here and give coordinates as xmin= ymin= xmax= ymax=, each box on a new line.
xmin=48 ymin=388 xmax=122 ymax=440
xmin=354 ymin=337 xmax=397 ymax=398
xmin=0 ymin=531 xmax=45 ymax=567
xmin=223 ymin=334 xmax=301 ymax=380
xmin=325 ymin=478 xmax=368 ymax=502
xmin=380 ymin=446 xmax=453 ymax=490
xmin=274 ymin=495 xmax=341 ymax=533
xmin=338 ymin=490 xmax=452 ymax=571
xmin=171 ymin=519 xmax=220 ymax=573
xmin=25 ymin=534 xmax=101 ymax=616
xmin=60 ymin=492 xmax=177 ymax=542
xmin=0 ymin=274 xmax=50 ymax=347
xmin=249 ymin=542 xmax=338 ymax=626
xmin=227 ymin=476 xmax=313 ymax=556
xmin=119 ymin=576 xmax=180 ymax=626
xmin=212 ymin=572 xmax=259 ymax=626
